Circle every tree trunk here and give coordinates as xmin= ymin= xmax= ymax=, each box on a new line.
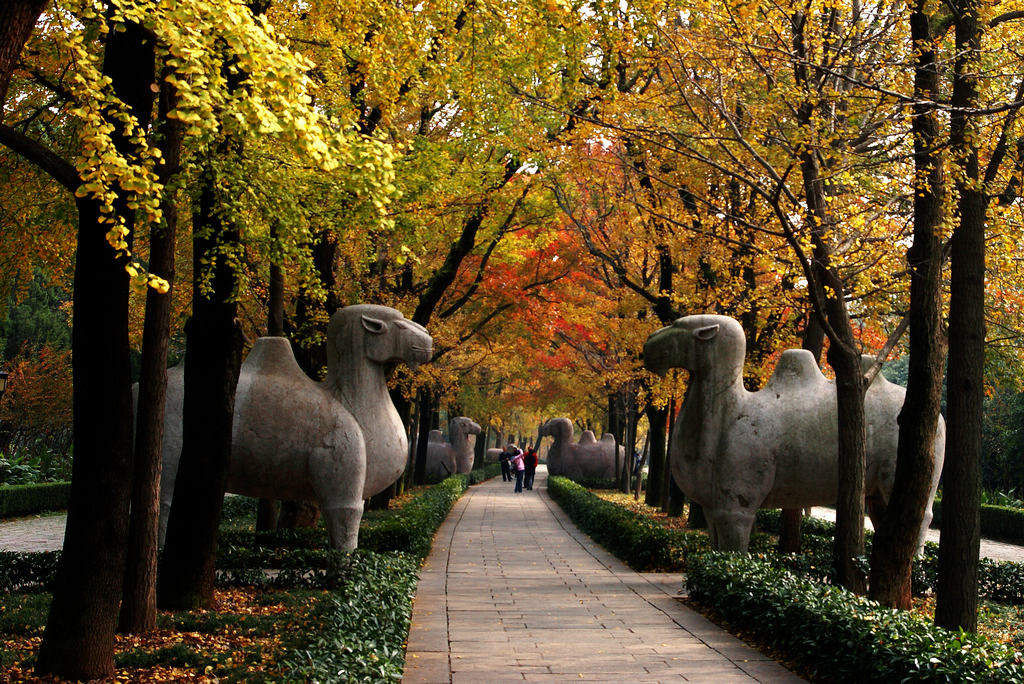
xmin=37 ymin=17 xmax=153 ymax=676
xmin=121 ymin=62 xmax=178 ymax=636
xmin=256 ymin=222 xmax=286 ymax=532
xmin=0 ymin=0 xmax=47 ymax=118
xmin=158 ymin=165 xmax=243 ymax=610
xmin=35 ymin=196 xmax=134 ymax=679
xmin=937 ymin=0 xmax=985 ymax=632
xmin=868 ymin=1 xmax=946 ymax=609
xmin=644 ymin=403 xmax=667 ymax=508
xmin=829 ymin=339 xmax=868 ymax=594
xmin=413 ymin=390 xmax=434 ymax=484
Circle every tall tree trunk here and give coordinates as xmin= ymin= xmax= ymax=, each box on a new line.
xmin=35 ymin=197 xmax=134 ymax=679
xmin=256 ymin=222 xmax=285 ymax=532
xmin=413 ymin=390 xmax=434 ymax=484
xmin=827 ymin=322 xmax=867 ymax=593
xmin=120 ymin=66 xmax=179 ymax=635
xmin=36 ymin=18 xmax=152 ymax=677
xmin=868 ymin=0 xmax=946 ymax=609
xmin=937 ymin=0 xmax=985 ymax=632
xmin=644 ymin=403 xmax=667 ymax=507
xmin=158 ymin=164 xmax=243 ymax=610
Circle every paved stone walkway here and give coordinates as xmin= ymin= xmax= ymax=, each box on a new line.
xmin=402 ymin=467 xmax=803 ymax=683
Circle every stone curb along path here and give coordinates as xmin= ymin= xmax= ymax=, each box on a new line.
xmin=402 ymin=467 xmax=805 ymax=683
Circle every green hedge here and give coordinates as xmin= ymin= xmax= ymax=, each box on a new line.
xmin=0 ymin=482 xmax=71 ymax=518
xmin=687 ymin=553 xmax=1024 ymax=683
xmin=547 ymin=476 xmax=709 ymax=571
xmin=757 ymin=508 xmax=1024 ymax=606
xmin=3 ymin=473 xmax=479 ymax=592
xmin=932 ymin=499 xmax=1024 ymax=545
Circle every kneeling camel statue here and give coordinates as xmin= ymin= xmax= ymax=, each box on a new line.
xmin=643 ymin=314 xmax=944 ymax=553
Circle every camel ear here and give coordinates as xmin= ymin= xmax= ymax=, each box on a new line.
xmin=361 ymin=315 xmax=386 ymax=334
xmin=694 ymin=324 xmax=720 ymax=341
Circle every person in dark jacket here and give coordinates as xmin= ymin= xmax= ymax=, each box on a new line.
xmin=523 ymin=446 xmax=539 ymax=490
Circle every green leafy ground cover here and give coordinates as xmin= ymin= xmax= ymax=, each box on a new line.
xmin=0 ymin=467 xmax=499 ymax=682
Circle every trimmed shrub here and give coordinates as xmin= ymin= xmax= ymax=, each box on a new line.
xmin=932 ymin=499 xmax=1024 ymax=545
xmin=281 ymin=550 xmax=418 ymax=682
xmin=547 ymin=476 xmax=708 ymax=571
xmin=687 ymin=553 xmax=1024 ymax=683
xmin=361 ymin=475 xmax=467 ymax=559
xmin=0 ymin=482 xmax=70 ymax=518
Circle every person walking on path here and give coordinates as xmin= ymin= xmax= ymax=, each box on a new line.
xmin=523 ymin=445 xmax=538 ymax=490
xmin=509 ymin=443 xmax=525 ymax=493
xmin=401 ymin=465 xmax=805 ymax=683
xmin=499 ymin=447 xmax=513 ymax=482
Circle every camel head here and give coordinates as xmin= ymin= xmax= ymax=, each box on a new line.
xmin=328 ymin=304 xmax=433 ymax=372
xmin=450 ymin=416 xmax=481 ymax=438
xmin=538 ymin=417 xmax=572 ymax=440
xmin=643 ymin=314 xmax=745 ymax=377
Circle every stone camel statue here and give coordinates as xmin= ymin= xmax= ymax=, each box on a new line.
xmin=643 ymin=314 xmax=945 ymax=553
xmin=423 ymin=417 xmax=482 ymax=482
xmin=156 ymin=304 xmax=432 ymax=550
xmin=539 ymin=417 xmax=621 ymax=481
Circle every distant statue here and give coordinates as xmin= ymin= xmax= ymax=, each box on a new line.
xmin=539 ymin=417 xmax=621 ymax=481
xmin=643 ymin=314 xmax=944 ymax=553
xmin=423 ymin=417 xmax=482 ymax=482
xmin=156 ymin=304 xmax=432 ymax=550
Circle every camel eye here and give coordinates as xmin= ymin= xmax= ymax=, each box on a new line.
xmin=362 ymin=316 xmax=386 ymax=334
xmin=694 ymin=324 xmax=719 ymax=341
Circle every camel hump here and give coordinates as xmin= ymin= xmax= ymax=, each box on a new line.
xmin=578 ymin=430 xmax=597 ymax=444
xmin=243 ymin=337 xmax=307 ymax=381
xmin=765 ymin=349 xmax=826 ymax=392
xmin=428 ymin=429 xmax=445 ymax=443
xmin=599 ymin=433 xmax=616 ymax=444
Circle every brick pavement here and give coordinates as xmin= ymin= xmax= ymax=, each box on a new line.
xmin=402 ymin=467 xmax=804 ymax=683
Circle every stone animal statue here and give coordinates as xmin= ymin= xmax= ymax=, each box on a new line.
xmin=539 ymin=417 xmax=621 ymax=481
xmin=643 ymin=314 xmax=945 ymax=553
xmin=156 ymin=304 xmax=432 ymax=550
xmin=423 ymin=417 xmax=482 ymax=482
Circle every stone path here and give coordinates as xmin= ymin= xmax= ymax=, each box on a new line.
xmin=402 ymin=467 xmax=803 ymax=683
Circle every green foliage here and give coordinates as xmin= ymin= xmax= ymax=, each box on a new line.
xmin=0 ymin=272 xmax=71 ymax=359
xmin=687 ymin=553 xmax=1024 ymax=683
xmin=0 ymin=451 xmax=71 ymax=485
xmin=0 ymin=551 xmax=60 ymax=593
xmin=983 ymin=389 xmax=1024 ymax=495
xmin=547 ymin=476 xmax=709 ymax=571
xmin=0 ymin=482 xmax=70 ymax=518
xmin=360 ymin=475 xmax=468 ymax=559
xmin=931 ymin=499 xmax=1024 ymax=545
xmin=280 ymin=550 xmax=418 ymax=683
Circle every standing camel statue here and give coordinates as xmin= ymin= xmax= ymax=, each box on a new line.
xmin=643 ymin=314 xmax=944 ymax=553
xmin=156 ymin=304 xmax=432 ymax=550
xmin=423 ymin=416 xmax=482 ymax=482
xmin=539 ymin=417 xmax=620 ymax=481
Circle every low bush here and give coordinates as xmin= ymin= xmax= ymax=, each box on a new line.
xmin=932 ymin=499 xmax=1024 ymax=545
xmin=361 ymin=475 xmax=467 ymax=559
xmin=280 ymin=550 xmax=419 ymax=682
xmin=0 ymin=481 xmax=70 ymax=518
xmin=757 ymin=508 xmax=1024 ymax=606
xmin=547 ymin=476 xmax=708 ymax=571
xmin=687 ymin=553 xmax=1024 ymax=683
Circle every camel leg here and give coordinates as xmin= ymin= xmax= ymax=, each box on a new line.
xmin=322 ymin=503 xmax=364 ymax=551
